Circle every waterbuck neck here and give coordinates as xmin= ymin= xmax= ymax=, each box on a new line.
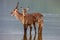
xmin=14 ymin=11 xmax=23 ymax=23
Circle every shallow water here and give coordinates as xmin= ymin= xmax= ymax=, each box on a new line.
xmin=0 ymin=13 xmax=60 ymax=40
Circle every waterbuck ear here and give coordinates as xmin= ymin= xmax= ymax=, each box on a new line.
xmin=26 ymin=6 xmax=30 ymax=10
xmin=20 ymin=6 xmax=24 ymax=11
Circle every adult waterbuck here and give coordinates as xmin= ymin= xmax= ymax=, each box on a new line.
xmin=21 ymin=7 xmax=44 ymax=33
xmin=11 ymin=2 xmax=36 ymax=34
xmin=22 ymin=8 xmax=43 ymax=40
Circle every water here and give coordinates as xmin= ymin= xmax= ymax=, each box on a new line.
xmin=0 ymin=13 xmax=60 ymax=40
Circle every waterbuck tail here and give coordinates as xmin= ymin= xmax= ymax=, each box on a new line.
xmin=38 ymin=16 xmax=44 ymax=33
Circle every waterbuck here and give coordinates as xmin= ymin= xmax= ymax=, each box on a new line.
xmin=21 ymin=7 xmax=44 ymax=33
xmin=11 ymin=2 xmax=36 ymax=34
xmin=22 ymin=8 xmax=43 ymax=40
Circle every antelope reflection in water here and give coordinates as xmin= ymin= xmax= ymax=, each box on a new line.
xmin=38 ymin=31 xmax=42 ymax=40
xmin=23 ymin=32 xmax=27 ymax=40
xmin=23 ymin=33 xmax=36 ymax=40
xmin=23 ymin=32 xmax=42 ymax=40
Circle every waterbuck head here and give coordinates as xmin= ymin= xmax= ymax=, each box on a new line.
xmin=11 ymin=2 xmax=19 ymax=16
xmin=21 ymin=7 xmax=29 ymax=13
xmin=20 ymin=7 xmax=29 ymax=16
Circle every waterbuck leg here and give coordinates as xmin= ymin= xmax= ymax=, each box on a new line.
xmin=24 ymin=24 xmax=28 ymax=34
xmin=38 ymin=22 xmax=42 ymax=40
xmin=33 ymin=23 xmax=36 ymax=34
xmin=38 ymin=22 xmax=42 ymax=34
xmin=29 ymin=32 xmax=32 ymax=40
xmin=34 ymin=32 xmax=36 ymax=40
xmin=29 ymin=25 xmax=32 ymax=35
